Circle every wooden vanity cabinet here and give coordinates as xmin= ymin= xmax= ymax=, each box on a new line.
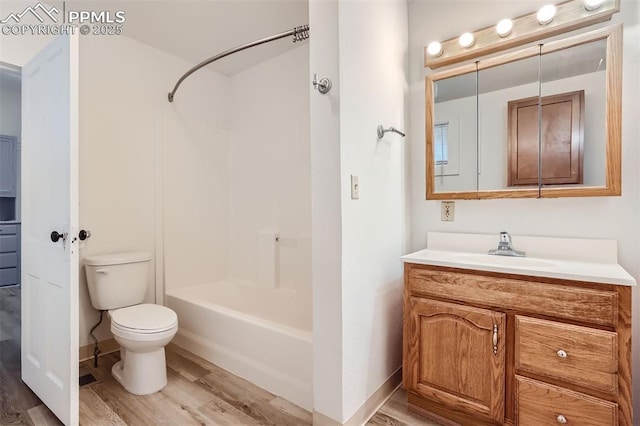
xmin=402 ymin=263 xmax=632 ymax=426
xmin=406 ymin=297 xmax=506 ymax=422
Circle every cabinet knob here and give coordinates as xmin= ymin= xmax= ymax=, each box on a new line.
xmin=556 ymin=349 xmax=568 ymax=359
xmin=557 ymin=414 xmax=567 ymax=423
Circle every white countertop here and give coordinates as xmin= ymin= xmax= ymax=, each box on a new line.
xmin=402 ymin=232 xmax=636 ymax=287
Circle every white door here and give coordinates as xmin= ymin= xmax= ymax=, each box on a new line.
xmin=21 ymin=34 xmax=79 ymax=426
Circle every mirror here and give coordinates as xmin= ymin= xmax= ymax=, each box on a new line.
xmin=477 ymin=54 xmax=541 ymax=193
xmin=540 ymin=39 xmax=607 ymax=189
xmin=429 ymin=69 xmax=477 ymax=195
xmin=426 ymin=25 xmax=621 ymax=200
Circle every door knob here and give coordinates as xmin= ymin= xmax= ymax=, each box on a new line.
xmin=79 ymin=229 xmax=91 ymax=241
xmin=50 ymin=231 xmax=66 ymax=243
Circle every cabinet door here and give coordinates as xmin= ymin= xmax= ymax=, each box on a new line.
xmin=0 ymin=135 xmax=17 ymax=197
xmin=405 ymin=297 xmax=506 ymax=422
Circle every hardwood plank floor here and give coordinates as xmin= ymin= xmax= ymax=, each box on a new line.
xmin=2 ymin=286 xmax=437 ymax=425
xmin=80 ymin=345 xmax=439 ymax=426
xmin=366 ymin=388 xmax=439 ymax=426
xmin=79 ymin=344 xmax=313 ymax=426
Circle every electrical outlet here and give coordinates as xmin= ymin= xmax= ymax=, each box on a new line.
xmin=351 ymin=175 xmax=359 ymax=199
xmin=441 ymin=201 xmax=455 ymax=221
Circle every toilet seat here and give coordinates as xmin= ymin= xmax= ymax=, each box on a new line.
xmin=110 ymin=304 xmax=177 ymax=334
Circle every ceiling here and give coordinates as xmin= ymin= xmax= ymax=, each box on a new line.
xmin=65 ymin=0 xmax=309 ymax=76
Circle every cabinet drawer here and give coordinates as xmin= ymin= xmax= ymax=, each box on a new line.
xmin=0 ymin=268 xmax=18 ymax=286
xmin=0 ymin=224 xmax=17 ymax=235
xmin=515 ymin=316 xmax=617 ymax=395
xmin=0 ymin=252 xmax=17 ymax=268
xmin=516 ymin=376 xmax=617 ymax=425
xmin=0 ymin=235 xmax=17 ymax=253
xmin=407 ymin=265 xmax=618 ymax=326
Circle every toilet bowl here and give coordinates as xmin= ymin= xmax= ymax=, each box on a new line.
xmin=108 ymin=304 xmax=178 ymax=395
xmin=84 ymin=252 xmax=179 ymax=395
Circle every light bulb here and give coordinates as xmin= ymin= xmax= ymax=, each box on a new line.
xmin=459 ymin=32 xmax=475 ymax=48
xmin=427 ymin=41 xmax=443 ymax=57
xmin=584 ymin=0 xmax=604 ymax=10
xmin=537 ymin=5 xmax=557 ymax=25
xmin=496 ymin=19 xmax=513 ymax=37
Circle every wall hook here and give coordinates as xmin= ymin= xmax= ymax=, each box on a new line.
xmin=313 ymin=74 xmax=332 ymax=94
xmin=377 ymin=125 xmax=406 ymax=139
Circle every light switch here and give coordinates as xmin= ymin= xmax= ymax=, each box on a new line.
xmin=351 ymin=175 xmax=359 ymax=200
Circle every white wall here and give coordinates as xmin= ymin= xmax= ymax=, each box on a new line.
xmin=409 ymin=0 xmax=640 ymax=413
xmin=311 ymin=0 xmax=409 ymax=422
xmin=0 ymin=2 xmax=53 ymax=68
xmin=78 ymin=34 xmax=230 ymax=345
xmin=338 ymin=0 xmax=408 ymax=422
xmin=310 ymin=0 xmax=344 ymax=419
xmin=228 ymin=44 xmax=311 ymax=304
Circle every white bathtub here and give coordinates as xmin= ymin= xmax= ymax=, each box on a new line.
xmin=166 ymin=281 xmax=312 ymax=410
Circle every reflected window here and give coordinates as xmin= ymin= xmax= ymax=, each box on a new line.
xmin=434 ymin=122 xmax=449 ymax=165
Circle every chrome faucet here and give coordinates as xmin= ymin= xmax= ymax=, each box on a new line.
xmin=488 ymin=232 xmax=526 ymax=257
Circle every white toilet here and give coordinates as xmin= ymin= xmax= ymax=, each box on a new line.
xmin=84 ymin=252 xmax=178 ymax=395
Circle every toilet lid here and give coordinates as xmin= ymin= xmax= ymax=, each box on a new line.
xmin=110 ymin=304 xmax=177 ymax=333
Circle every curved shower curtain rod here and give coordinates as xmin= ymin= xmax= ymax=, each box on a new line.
xmin=168 ymin=24 xmax=310 ymax=102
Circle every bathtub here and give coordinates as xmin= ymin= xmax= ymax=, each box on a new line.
xmin=166 ymin=281 xmax=312 ymax=410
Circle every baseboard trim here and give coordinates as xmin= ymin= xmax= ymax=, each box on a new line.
xmin=79 ymin=338 xmax=119 ymax=362
xmin=312 ymin=367 xmax=402 ymax=426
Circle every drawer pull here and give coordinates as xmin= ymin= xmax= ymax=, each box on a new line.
xmin=556 ymin=414 xmax=567 ymax=423
xmin=556 ymin=349 xmax=568 ymax=359
xmin=492 ymin=324 xmax=498 ymax=355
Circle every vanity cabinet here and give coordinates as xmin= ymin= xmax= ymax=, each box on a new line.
xmin=0 ymin=223 xmax=20 ymax=286
xmin=406 ymin=298 xmax=506 ymax=422
xmin=403 ymin=262 xmax=632 ymax=426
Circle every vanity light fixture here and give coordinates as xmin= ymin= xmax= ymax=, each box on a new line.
xmin=584 ymin=0 xmax=604 ymax=10
xmin=427 ymin=41 xmax=444 ymax=57
xmin=459 ymin=32 xmax=475 ymax=48
xmin=424 ymin=0 xmax=619 ymax=69
xmin=537 ymin=4 xmax=557 ymax=25
xmin=496 ymin=19 xmax=513 ymax=37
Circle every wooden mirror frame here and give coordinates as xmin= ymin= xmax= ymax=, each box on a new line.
xmin=426 ymin=24 xmax=622 ymax=200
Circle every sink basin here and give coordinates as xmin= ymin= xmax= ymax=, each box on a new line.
xmin=452 ymin=253 xmax=556 ymax=268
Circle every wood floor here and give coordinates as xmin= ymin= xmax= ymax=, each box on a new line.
xmin=1 ymin=285 xmax=437 ymax=425
xmin=79 ymin=346 xmax=437 ymax=426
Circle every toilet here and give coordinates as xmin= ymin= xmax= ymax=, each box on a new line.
xmin=84 ymin=252 xmax=178 ymax=395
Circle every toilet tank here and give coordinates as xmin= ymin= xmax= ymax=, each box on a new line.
xmin=84 ymin=252 xmax=151 ymax=310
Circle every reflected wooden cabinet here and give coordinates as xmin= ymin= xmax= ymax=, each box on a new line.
xmin=403 ymin=262 xmax=632 ymax=425
xmin=405 ymin=298 xmax=505 ymax=422
xmin=508 ymin=91 xmax=584 ymax=186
